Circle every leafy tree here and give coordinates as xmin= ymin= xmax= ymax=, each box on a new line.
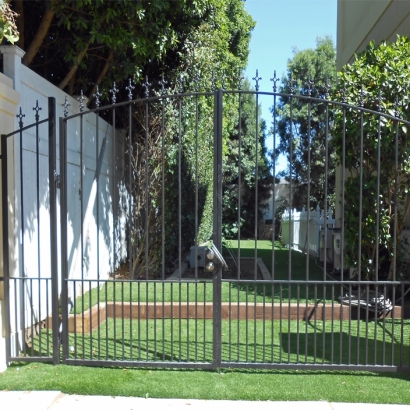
xmin=0 ymin=0 xmax=18 ymax=44
xmin=8 ymin=0 xmax=214 ymax=100
xmin=222 ymin=79 xmax=272 ymax=239
xmin=274 ymin=36 xmax=336 ymax=210
xmin=333 ymin=36 xmax=410 ymax=280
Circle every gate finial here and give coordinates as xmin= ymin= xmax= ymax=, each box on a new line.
xmin=270 ymin=71 xmax=280 ymax=92
xmin=323 ymin=78 xmax=331 ymax=100
xmin=126 ymin=78 xmax=135 ymax=101
xmin=93 ymin=86 xmax=102 ymax=108
xmin=358 ymin=85 xmax=366 ymax=108
xmin=110 ymin=82 xmax=119 ymax=104
xmin=306 ymin=77 xmax=314 ymax=97
xmin=288 ymin=75 xmax=295 ymax=95
xmin=143 ymin=76 xmax=151 ymax=98
xmin=192 ymin=72 xmax=200 ymax=93
xmin=16 ymin=107 xmax=25 ymax=128
xmin=377 ymin=90 xmax=384 ymax=112
xmin=77 ymin=90 xmax=86 ymax=112
xmin=253 ymin=69 xmax=262 ymax=92
xmin=63 ymin=96 xmax=70 ymax=118
xmin=33 ymin=100 xmax=42 ymax=122
xmin=394 ymin=96 xmax=401 ymax=118
xmin=159 ymin=73 xmax=168 ymax=95
xmin=236 ymin=69 xmax=244 ymax=91
xmin=211 ymin=70 xmax=216 ymax=91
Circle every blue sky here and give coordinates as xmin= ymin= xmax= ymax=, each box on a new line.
xmin=243 ymin=0 xmax=337 ymax=171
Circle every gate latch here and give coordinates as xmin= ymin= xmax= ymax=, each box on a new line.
xmin=54 ymin=170 xmax=60 ymax=189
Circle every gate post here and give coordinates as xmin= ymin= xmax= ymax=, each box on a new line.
xmin=213 ymin=89 xmax=223 ymax=369
xmin=1 ymin=134 xmax=10 ymax=366
xmin=48 ymin=97 xmax=60 ymax=364
xmin=59 ymin=117 xmax=68 ymax=363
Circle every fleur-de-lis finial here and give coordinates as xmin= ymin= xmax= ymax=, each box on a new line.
xmin=77 ymin=90 xmax=86 ymax=112
xmin=236 ymin=69 xmax=244 ymax=91
xmin=306 ymin=77 xmax=314 ymax=97
xmin=16 ymin=107 xmax=25 ymax=128
xmin=93 ymin=86 xmax=102 ymax=108
xmin=221 ymin=70 xmax=226 ymax=91
xmin=159 ymin=73 xmax=168 ymax=95
xmin=394 ymin=95 xmax=401 ymax=118
xmin=270 ymin=70 xmax=280 ymax=93
xmin=177 ymin=74 xmax=184 ymax=95
xmin=143 ymin=76 xmax=151 ymax=98
xmin=253 ymin=69 xmax=262 ymax=92
xmin=33 ymin=100 xmax=42 ymax=122
xmin=323 ymin=78 xmax=331 ymax=100
xmin=125 ymin=78 xmax=135 ymax=101
xmin=192 ymin=72 xmax=200 ymax=93
xmin=211 ymin=70 xmax=216 ymax=92
xmin=340 ymin=82 xmax=347 ymax=104
xmin=377 ymin=90 xmax=384 ymax=112
xmin=358 ymin=85 xmax=366 ymax=108
xmin=110 ymin=82 xmax=119 ymax=104
xmin=63 ymin=96 xmax=70 ymax=118
xmin=289 ymin=76 xmax=295 ymax=95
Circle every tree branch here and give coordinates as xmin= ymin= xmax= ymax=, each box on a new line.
xmin=22 ymin=1 xmax=54 ymax=66
xmin=58 ymin=37 xmax=92 ymax=90
xmin=88 ymin=49 xmax=114 ymax=103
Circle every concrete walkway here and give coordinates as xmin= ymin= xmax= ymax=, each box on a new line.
xmin=1 ymin=391 xmax=410 ymax=410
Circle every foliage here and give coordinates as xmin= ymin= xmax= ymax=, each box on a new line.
xmin=0 ymin=0 xmax=18 ymax=44
xmin=10 ymin=0 xmax=214 ymax=98
xmin=274 ymin=37 xmax=336 ymax=210
xmin=124 ymin=0 xmax=256 ymax=273
xmin=333 ymin=36 xmax=410 ymax=280
xmin=222 ymin=79 xmax=273 ymax=239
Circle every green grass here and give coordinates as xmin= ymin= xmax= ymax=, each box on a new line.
xmin=32 ymin=318 xmax=410 ymax=367
xmin=73 ymin=241 xmax=335 ymax=313
xmin=2 ymin=361 xmax=410 ymax=403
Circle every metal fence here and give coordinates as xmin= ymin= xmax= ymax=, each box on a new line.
xmin=1 ymin=97 xmax=59 ymax=364
xmin=3 ymin=80 xmax=410 ymax=371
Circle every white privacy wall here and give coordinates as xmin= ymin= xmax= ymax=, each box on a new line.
xmin=0 ymin=46 xmax=126 ymax=345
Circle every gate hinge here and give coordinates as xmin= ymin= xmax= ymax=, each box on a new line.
xmin=54 ymin=170 xmax=60 ymax=189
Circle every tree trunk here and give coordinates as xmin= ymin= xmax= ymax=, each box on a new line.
xmin=58 ymin=37 xmax=92 ymax=90
xmin=22 ymin=2 xmax=54 ymax=66
xmin=88 ymin=50 xmax=114 ymax=102
xmin=14 ymin=0 xmax=24 ymax=49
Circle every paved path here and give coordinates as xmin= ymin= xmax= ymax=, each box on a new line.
xmin=1 ymin=391 xmax=410 ymax=410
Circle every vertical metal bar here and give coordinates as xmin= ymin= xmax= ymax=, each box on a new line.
xmin=48 ymin=97 xmax=59 ymax=363
xmin=288 ymin=92 xmax=293 ymax=281
xmin=254 ymin=91 xmax=259 ymax=277
xmin=271 ymin=90 xmax=277 ymax=277
xmin=145 ymin=100 xmax=149 ymax=280
xmin=178 ymin=96 xmax=182 ymax=280
xmin=238 ymin=92 xmax=242 ymax=277
xmin=306 ymin=97 xmax=311 ymax=280
xmin=18 ymin=113 xmax=26 ymax=357
xmin=35 ymin=103 xmax=41 ymax=357
xmin=80 ymin=114 xmax=84 ymax=286
xmin=1 ymin=133 xmax=11 ymax=363
xmin=323 ymin=98 xmax=329 ymax=278
xmin=195 ymin=93 xmax=199 ymax=280
xmin=128 ymin=102 xmax=133 ymax=277
xmin=96 ymin=111 xmax=100 ymax=283
xmin=358 ymin=109 xmax=364 ymax=280
xmin=59 ymin=117 xmax=69 ymax=362
xmin=213 ymin=89 xmax=223 ymax=369
xmin=161 ymin=98 xmax=166 ymax=280
xmin=113 ymin=105 xmax=117 ymax=277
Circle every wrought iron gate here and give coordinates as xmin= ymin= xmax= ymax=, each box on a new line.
xmin=3 ymin=82 xmax=410 ymax=371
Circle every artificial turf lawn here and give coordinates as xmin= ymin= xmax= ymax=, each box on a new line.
xmin=72 ymin=241 xmax=338 ymax=313
xmin=1 ymin=362 xmax=410 ymax=404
